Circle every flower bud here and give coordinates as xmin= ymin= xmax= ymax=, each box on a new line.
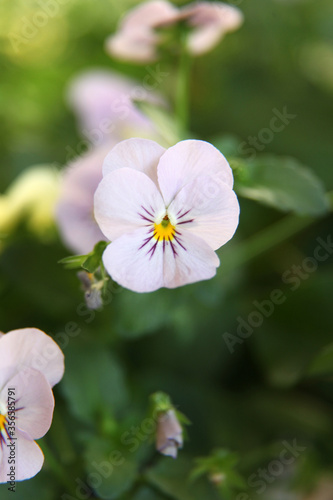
xmin=156 ymin=409 xmax=183 ymax=458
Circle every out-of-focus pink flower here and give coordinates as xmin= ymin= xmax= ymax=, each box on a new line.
xmin=94 ymin=138 xmax=240 ymax=292
xmin=55 ymin=146 xmax=111 ymax=255
xmin=66 ymin=69 xmax=162 ymax=146
xmin=156 ymin=409 xmax=183 ymax=458
xmin=180 ymin=2 xmax=244 ymax=55
xmin=106 ymin=0 xmax=243 ymax=63
xmin=0 ymin=328 xmax=64 ymax=483
xmin=57 ymin=69 xmax=166 ymax=255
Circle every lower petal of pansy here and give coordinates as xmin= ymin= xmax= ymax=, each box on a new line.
xmin=168 ymin=174 xmax=240 ymax=251
xmin=103 ymin=224 xmax=220 ymax=292
xmin=163 ymin=231 xmax=220 ymax=289
xmin=102 ymin=227 xmax=165 ymax=293
xmin=0 ymin=430 xmax=44 ymax=483
xmin=94 ymin=167 xmax=165 ymax=241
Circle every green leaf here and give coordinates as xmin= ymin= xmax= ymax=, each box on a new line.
xmin=84 ymin=437 xmax=138 ymax=500
xmin=234 ymin=155 xmax=329 ymax=215
xmin=145 ymin=456 xmax=220 ymax=500
xmin=60 ymin=340 xmax=129 ymax=424
xmin=58 ymin=254 xmax=87 ymax=269
xmin=82 ymin=241 xmax=108 ymax=273
xmin=307 ymin=343 xmax=333 ymax=377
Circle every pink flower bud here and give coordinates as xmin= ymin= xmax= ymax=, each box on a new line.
xmin=156 ymin=409 xmax=183 ymax=458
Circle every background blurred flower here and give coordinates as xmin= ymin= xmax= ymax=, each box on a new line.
xmin=55 ymin=146 xmax=111 ymax=255
xmin=0 ymin=166 xmax=60 ymax=240
xmin=94 ymin=138 xmax=239 ymax=292
xmin=57 ymin=68 xmax=168 ymax=255
xmin=66 ymin=69 xmax=164 ymax=146
xmin=0 ymin=328 xmax=64 ymax=483
xmin=106 ymin=0 xmax=243 ymax=62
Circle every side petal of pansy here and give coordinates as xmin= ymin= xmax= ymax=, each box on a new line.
xmin=168 ymin=174 xmax=240 ymax=250
xmin=102 ymin=227 xmax=165 ymax=293
xmin=0 ymin=367 xmax=55 ymax=440
xmin=0 ymin=329 xmax=64 ymax=389
xmin=95 ymin=167 xmax=165 ymax=241
xmin=157 ymin=139 xmax=234 ymax=206
xmin=102 ymin=138 xmax=165 ymax=186
xmin=182 ymin=2 xmax=244 ymax=55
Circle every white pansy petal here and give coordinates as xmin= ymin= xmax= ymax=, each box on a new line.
xmin=102 ymin=228 xmax=165 ymax=292
xmin=163 ymin=231 xmax=220 ymax=288
xmin=0 ymin=431 xmax=44 ymax=483
xmin=0 ymin=329 xmax=64 ymax=388
xmin=102 ymin=138 xmax=165 ymax=185
xmin=0 ymin=368 xmax=54 ymax=440
xmin=157 ymin=140 xmax=233 ymax=206
xmin=94 ymin=167 xmax=165 ymax=241
xmin=169 ymin=174 xmax=240 ymax=250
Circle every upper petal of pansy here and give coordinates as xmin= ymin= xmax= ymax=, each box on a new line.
xmin=0 ymin=329 xmax=64 ymax=388
xmin=102 ymin=138 xmax=165 ymax=186
xmin=168 ymin=174 xmax=240 ymax=250
xmin=0 ymin=432 xmax=44 ymax=483
xmin=157 ymin=140 xmax=234 ymax=206
xmin=94 ymin=167 xmax=165 ymax=241
xmin=182 ymin=2 xmax=244 ymax=55
xmin=0 ymin=367 xmax=54 ymax=440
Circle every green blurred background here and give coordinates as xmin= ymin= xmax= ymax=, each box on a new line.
xmin=0 ymin=0 xmax=332 ymax=499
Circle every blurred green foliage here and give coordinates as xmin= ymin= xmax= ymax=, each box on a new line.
xmin=0 ymin=0 xmax=333 ymax=499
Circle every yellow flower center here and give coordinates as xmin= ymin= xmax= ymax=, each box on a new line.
xmin=154 ymin=216 xmax=175 ymax=241
xmin=0 ymin=414 xmax=6 ymax=431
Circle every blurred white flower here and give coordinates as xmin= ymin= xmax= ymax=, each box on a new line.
xmin=106 ymin=0 xmax=243 ymax=63
xmin=66 ymin=69 xmax=163 ymax=146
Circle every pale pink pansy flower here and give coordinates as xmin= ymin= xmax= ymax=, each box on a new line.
xmin=156 ymin=409 xmax=183 ymax=458
xmin=66 ymin=69 xmax=163 ymax=146
xmin=0 ymin=328 xmax=64 ymax=483
xmin=106 ymin=0 xmax=243 ymax=63
xmin=94 ymin=138 xmax=240 ymax=292
xmin=55 ymin=146 xmax=111 ymax=255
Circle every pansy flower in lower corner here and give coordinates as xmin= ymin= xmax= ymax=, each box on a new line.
xmin=94 ymin=138 xmax=240 ymax=292
xmin=0 ymin=328 xmax=64 ymax=483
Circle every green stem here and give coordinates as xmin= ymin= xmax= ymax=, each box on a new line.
xmin=222 ymin=214 xmax=316 ymax=273
xmin=175 ymin=34 xmax=191 ymax=133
